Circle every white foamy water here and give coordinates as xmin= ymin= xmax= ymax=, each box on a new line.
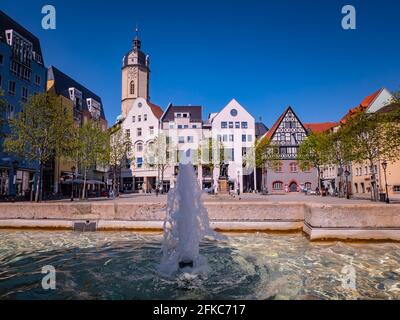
xmin=159 ymin=163 xmax=227 ymax=275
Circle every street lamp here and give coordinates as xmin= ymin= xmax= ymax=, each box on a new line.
xmin=382 ymin=160 xmax=390 ymax=204
xmin=71 ymin=166 xmax=76 ymax=202
xmin=344 ymin=170 xmax=350 ymax=199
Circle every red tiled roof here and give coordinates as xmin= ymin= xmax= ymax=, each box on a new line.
xmin=340 ymin=88 xmax=383 ymax=124
xmin=148 ymin=102 xmax=163 ymax=119
xmin=304 ymin=122 xmax=338 ymax=133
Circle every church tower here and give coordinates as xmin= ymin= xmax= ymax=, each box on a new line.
xmin=121 ymin=28 xmax=150 ymax=117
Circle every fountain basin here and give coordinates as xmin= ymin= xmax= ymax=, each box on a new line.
xmin=0 ymin=230 xmax=399 ymax=300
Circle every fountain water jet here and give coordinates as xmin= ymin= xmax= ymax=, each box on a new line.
xmin=159 ymin=163 xmax=226 ymax=275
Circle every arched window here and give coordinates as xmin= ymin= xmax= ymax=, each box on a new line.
xmin=136 ymin=142 xmax=143 ymax=152
xmin=130 ymin=81 xmax=135 ymax=95
xmin=272 ymin=181 xmax=283 ymax=191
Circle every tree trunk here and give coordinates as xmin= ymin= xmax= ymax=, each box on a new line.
xmin=82 ymin=169 xmax=87 ymax=200
xmin=369 ymin=161 xmax=378 ymax=202
xmin=35 ymin=171 xmax=40 ymax=203
xmin=161 ymin=166 xmax=165 ymax=194
xmin=317 ymin=166 xmax=321 ymax=192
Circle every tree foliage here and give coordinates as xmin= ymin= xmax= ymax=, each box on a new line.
xmin=298 ymin=132 xmax=332 ymax=190
xmin=254 ymin=137 xmax=279 ymax=192
xmin=4 ymin=92 xmax=75 ymax=201
xmin=72 ymin=119 xmax=109 ymax=199
xmin=108 ymin=126 xmax=132 ymax=194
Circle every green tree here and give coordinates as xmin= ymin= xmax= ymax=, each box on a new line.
xmin=4 ymin=92 xmax=75 ymax=202
xmin=197 ymin=138 xmax=225 ymax=187
xmin=73 ymin=119 xmax=109 ymax=200
xmin=253 ymin=137 xmax=279 ymax=193
xmin=298 ymin=132 xmax=331 ymax=191
xmin=108 ymin=126 xmax=132 ymax=195
xmin=339 ymin=110 xmax=399 ymax=201
xmin=144 ymin=133 xmax=175 ymax=193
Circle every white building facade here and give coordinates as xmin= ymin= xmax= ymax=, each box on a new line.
xmin=116 ymin=32 xmax=259 ymax=193
xmin=209 ymin=99 xmax=256 ymax=193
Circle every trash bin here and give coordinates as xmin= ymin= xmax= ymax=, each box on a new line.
xmin=379 ymin=193 xmax=386 ymax=202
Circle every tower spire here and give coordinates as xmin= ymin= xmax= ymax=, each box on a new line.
xmin=133 ymin=24 xmax=141 ymax=51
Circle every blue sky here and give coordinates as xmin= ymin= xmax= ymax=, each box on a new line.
xmin=1 ymin=0 xmax=399 ymax=127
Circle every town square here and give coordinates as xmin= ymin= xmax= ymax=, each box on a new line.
xmin=0 ymin=0 xmax=400 ymax=306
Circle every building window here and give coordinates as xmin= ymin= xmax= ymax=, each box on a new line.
xmin=230 ymin=109 xmax=238 ymax=117
xmin=178 ymin=136 xmax=185 ymax=144
xmin=8 ymin=81 xmax=16 ymax=95
xmin=126 ymin=129 xmax=130 ymax=137
xmin=393 ymin=186 xmax=400 ymax=192
xmin=275 ymin=162 xmax=283 ymax=172
xmin=302 ymin=165 xmax=311 ymax=173
xmin=241 ymin=122 xmax=248 ymax=129
xmin=223 ymin=134 xmax=228 ymax=142
xmin=177 ymin=125 xmax=183 ymax=129
xmin=149 ymin=126 xmax=154 ymax=135
xmin=229 ymin=134 xmax=234 ymax=142
xmin=21 ymin=87 xmax=28 ymax=102
xmin=138 ymin=115 xmax=141 ymax=122
xmin=290 ymin=162 xmax=298 ymax=173
xmin=10 ymin=61 xmax=18 ymax=75
xmin=272 ymin=181 xmax=283 ymax=191
xmin=35 ymin=75 xmax=41 ymax=86
xmin=6 ymin=104 xmax=14 ymax=119
xmin=228 ymin=122 xmax=234 ymax=129
xmin=137 ymin=143 xmax=143 ymax=152
xmin=137 ymin=128 xmax=142 ymax=136
xmin=304 ymin=182 xmax=312 ymax=190
xmin=137 ymin=157 xmax=143 ymax=168
xmin=132 ymin=116 xmax=135 ymax=122
xmin=221 ymin=122 xmax=227 ymax=129
xmin=187 ymin=136 xmax=194 ymax=143
xmin=144 ymin=114 xmax=147 ymax=121
xmin=182 ymin=113 xmax=188 ymax=118
xmin=184 ymin=125 xmax=189 ymax=129
xmin=217 ymin=135 xmax=221 ymax=142
xmin=224 ymin=148 xmax=234 ymax=161
xmin=242 ymin=134 xmax=246 ymax=142
xmin=354 ymin=183 xmax=359 ymax=193
xmin=169 ymin=122 xmax=174 ymax=129
xmin=130 ymin=81 xmax=135 ymax=95
xmin=192 ymin=124 xmax=197 ymax=129
xmin=247 ymin=135 xmax=252 ymax=142
xmin=235 ymin=122 xmax=240 ymax=129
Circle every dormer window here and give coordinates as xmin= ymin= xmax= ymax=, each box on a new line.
xmin=69 ymin=88 xmax=83 ymax=110
xmin=87 ymin=98 xmax=101 ymax=120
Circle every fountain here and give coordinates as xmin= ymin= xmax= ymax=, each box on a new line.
xmin=159 ymin=163 xmax=227 ymax=275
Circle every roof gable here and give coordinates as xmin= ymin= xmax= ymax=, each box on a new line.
xmin=212 ymin=99 xmax=255 ymax=124
xmin=261 ymin=106 xmax=307 ymax=141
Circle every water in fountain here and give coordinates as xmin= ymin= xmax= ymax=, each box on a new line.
xmin=159 ymin=163 xmax=227 ymax=275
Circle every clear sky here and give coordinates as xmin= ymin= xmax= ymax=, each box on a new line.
xmin=1 ymin=0 xmax=399 ymax=128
